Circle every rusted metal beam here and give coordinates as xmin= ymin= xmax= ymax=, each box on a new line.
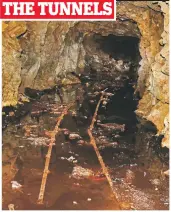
xmin=37 ymin=104 xmax=73 ymax=205
xmin=88 ymin=91 xmax=121 ymax=209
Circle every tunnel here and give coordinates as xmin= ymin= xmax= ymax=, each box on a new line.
xmin=2 ymin=2 xmax=169 ymax=210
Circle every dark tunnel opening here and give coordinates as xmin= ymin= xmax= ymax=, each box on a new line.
xmin=93 ymin=33 xmax=140 ymax=61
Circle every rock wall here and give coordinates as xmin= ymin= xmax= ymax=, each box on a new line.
xmin=2 ymin=1 xmax=169 ymax=147
xmin=136 ymin=1 xmax=169 ymax=148
xmin=2 ymin=21 xmax=26 ymax=107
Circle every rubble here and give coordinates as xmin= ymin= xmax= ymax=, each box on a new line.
xmin=71 ymin=166 xmax=94 ymax=180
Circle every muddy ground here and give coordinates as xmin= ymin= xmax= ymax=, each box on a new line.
xmin=2 ymin=80 xmax=169 ymax=210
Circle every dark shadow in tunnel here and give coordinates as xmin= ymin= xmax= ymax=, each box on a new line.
xmin=93 ymin=33 xmax=140 ymax=61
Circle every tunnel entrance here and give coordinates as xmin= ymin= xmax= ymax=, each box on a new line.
xmin=82 ymin=32 xmax=140 ymax=82
xmin=2 ymin=29 xmax=169 ymax=210
xmin=90 ymin=33 xmax=140 ymax=60
xmin=71 ymin=32 xmax=141 ymax=141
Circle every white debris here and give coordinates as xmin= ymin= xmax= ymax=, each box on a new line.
xmin=130 ymin=163 xmax=137 ymax=167
xmin=94 ymin=91 xmax=100 ymax=95
xmin=73 ymin=201 xmax=78 ymax=205
xmin=105 ymin=92 xmax=114 ymax=97
xmin=102 ymin=101 xmax=107 ymax=105
xmin=71 ymin=166 xmax=94 ymax=179
xmin=115 ymin=76 xmax=121 ymax=80
xmin=150 ymin=179 xmax=160 ymax=186
xmin=67 ymin=156 xmax=75 ymax=162
xmin=111 ymin=142 xmax=118 ymax=146
xmin=86 ymin=82 xmax=89 ymax=87
xmin=11 ymin=181 xmax=22 ymax=189
xmin=26 ymin=137 xmax=49 ymax=146
xmin=71 ymin=111 xmax=77 ymax=116
xmin=8 ymin=204 xmax=15 ymax=210
xmin=69 ymin=133 xmax=81 ymax=140
xmin=87 ymin=198 xmax=92 ymax=202
xmin=60 ymin=156 xmax=77 ymax=163
xmin=74 ymin=183 xmax=80 ymax=186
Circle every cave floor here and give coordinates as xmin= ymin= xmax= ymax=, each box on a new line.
xmin=2 ymin=84 xmax=169 ymax=210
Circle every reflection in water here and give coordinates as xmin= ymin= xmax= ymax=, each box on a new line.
xmin=2 ymin=84 xmax=169 ymax=210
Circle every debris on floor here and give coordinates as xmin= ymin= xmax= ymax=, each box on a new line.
xmin=11 ymin=181 xmax=22 ymax=190
xmin=71 ymin=166 xmax=94 ymax=180
xmin=8 ymin=204 xmax=15 ymax=210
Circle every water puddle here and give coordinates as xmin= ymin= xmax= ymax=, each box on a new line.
xmin=2 ymin=83 xmax=169 ymax=210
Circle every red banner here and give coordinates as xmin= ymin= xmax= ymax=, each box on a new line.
xmin=0 ymin=0 xmax=116 ymax=20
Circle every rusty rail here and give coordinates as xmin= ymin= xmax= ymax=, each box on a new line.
xmin=37 ymin=104 xmax=73 ymax=204
xmin=88 ymin=91 xmax=121 ymax=209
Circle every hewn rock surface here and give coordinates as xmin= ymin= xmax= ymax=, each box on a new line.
xmin=2 ymin=1 xmax=169 ymax=147
xmin=2 ymin=21 xmax=26 ymax=107
xmin=136 ymin=1 xmax=169 ymax=148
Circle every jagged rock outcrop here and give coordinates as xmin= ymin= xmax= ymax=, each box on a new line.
xmin=136 ymin=1 xmax=169 ymax=148
xmin=2 ymin=22 xmax=26 ymax=107
xmin=2 ymin=1 xmax=169 ymax=147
